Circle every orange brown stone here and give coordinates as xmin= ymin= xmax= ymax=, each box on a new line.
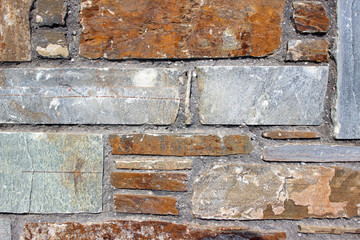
xmin=262 ymin=130 xmax=320 ymax=139
xmin=79 ymin=0 xmax=286 ymax=59
xmin=293 ymin=1 xmax=330 ymax=33
xmin=286 ymin=39 xmax=329 ymax=62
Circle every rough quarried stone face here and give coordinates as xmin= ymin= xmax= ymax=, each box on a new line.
xmin=293 ymin=1 xmax=330 ymax=33
xmin=79 ymin=0 xmax=286 ymax=59
xmin=286 ymin=39 xmax=329 ymax=62
xmin=36 ymin=0 xmax=67 ymax=26
xmin=262 ymin=130 xmax=320 ymax=139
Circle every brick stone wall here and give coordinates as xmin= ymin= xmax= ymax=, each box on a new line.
xmin=1 ymin=0 xmax=360 ymax=239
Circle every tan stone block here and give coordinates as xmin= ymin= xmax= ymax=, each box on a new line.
xmin=115 ymin=158 xmax=192 ymax=170
xmin=262 ymin=130 xmax=320 ymax=139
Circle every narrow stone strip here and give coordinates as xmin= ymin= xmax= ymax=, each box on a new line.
xmin=262 ymin=130 xmax=320 ymax=139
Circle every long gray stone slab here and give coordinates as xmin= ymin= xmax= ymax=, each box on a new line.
xmin=333 ymin=0 xmax=360 ymax=139
xmin=0 ymin=132 xmax=103 ymax=213
xmin=0 ymin=219 xmax=11 ymax=240
xmin=197 ymin=66 xmax=329 ymax=125
xmin=0 ymin=68 xmax=181 ymax=124
xmin=263 ymin=144 xmax=360 ymax=162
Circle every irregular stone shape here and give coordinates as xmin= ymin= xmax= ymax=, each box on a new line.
xmin=293 ymin=1 xmax=330 ymax=33
xmin=0 ymin=68 xmax=180 ymax=124
xmin=334 ymin=0 xmax=360 ymax=139
xmin=0 ymin=0 xmax=32 ymax=61
xmin=263 ymin=145 xmax=360 ymax=162
xmin=36 ymin=0 xmax=67 ymax=26
xmin=262 ymin=130 xmax=320 ymax=139
xmin=298 ymin=225 xmax=360 ymax=235
xmin=114 ymin=194 xmax=179 ymax=215
xmin=286 ymin=39 xmax=329 ymax=62
xmin=0 ymin=132 xmax=103 ymax=213
xmin=110 ymin=134 xmax=253 ymax=156
xmin=197 ymin=66 xmax=329 ymax=125
xmin=35 ymin=31 xmax=69 ymax=58
xmin=111 ymin=172 xmax=187 ymax=191
xmin=116 ymin=158 xmax=192 ymax=170
xmin=0 ymin=219 xmax=11 ymax=240
xmin=192 ymin=164 xmax=360 ymax=220
xmin=79 ymin=0 xmax=286 ymax=59
xmin=21 ymin=220 xmax=287 ymax=239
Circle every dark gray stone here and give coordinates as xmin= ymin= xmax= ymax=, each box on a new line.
xmin=0 ymin=219 xmax=11 ymax=240
xmin=36 ymin=0 xmax=67 ymax=26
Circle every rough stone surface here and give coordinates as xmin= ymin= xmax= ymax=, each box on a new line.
xmin=298 ymin=225 xmax=360 ymax=235
xmin=0 ymin=219 xmax=11 ymax=240
xmin=334 ymin=0 xmax=360 ymax=139
xmin=0 ymin=132 xmax=103 ymax=213
xmin=114 ymin=195 xmax=179 ymax=215
xmin=197 ymin=66 xmax=329 ymax=125
xmin=262 ymin=130 xmax=320 ymax=139
xmin=79 ymin=0 xmax=286 ymax=59
xmin=36 ymin=0 xmax=67 ymax=26
xmin=21 ymin=220 xmax=287 ymax=239
xmin=0 ymin=0 xmax=32 ymax=62
xmin=111 ymin=172 xmax=187 ymax=191
xmin=116 ymin=158 xmax=192 ymax=170
xmin=110 ymin=134 xmax=253 ymax=156
xmin=286 ymin=39 xmax=329 ymax=62
xmin=0 ymin=68 xmax=180 ymax=124
xmin=35 ymin=31 xmax=69 ymax=59
xmin=263 ymin=145 xmax=360 ymax=162
xmin=293 ymin=1 xmax=330 ymax=33
xmin=192 ymin=164 xmax=360 ymax=220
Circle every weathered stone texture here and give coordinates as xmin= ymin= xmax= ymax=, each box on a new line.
xmin=298 ymin=225 xmax=360 ymax=235
xmin=21 ymin=220 xmax=287 ymax=239
xmin=0 ymin=0 xmax=32 ymax=62
xmin=293 ymin=1 xmax=330 ymax=33
xmin=334 ymin=0 xmax=360 ymax=139
xmin=262 ymin=130 xmax=320 ymax=139
xmin=263 ymin=145 xmax=360 ymax=162
xmin=79 ymin=0 xmax=286 ymax=59
xmin=114 ymin=194 xmax=179 ymax=215
xmin=286 ymin=39 xmax=329 ymax=62
xmin=110 ymin=134 xmax=253 ymax=156
xmin=0 ymin=219 xmax=11 ymax=240
xmin=197 ymin=66 xmax=329 ymax=125
xmin=35 ymin=31 xmax=69 ymax=58
xmin=0 ymin=68 xmax=180 ymax=124
xmin=36 ymin=0 xmax=67 ymax=26
xmin=0 ymin=132 xmax=103 ymax=213
xmin=116 ymin=158 xmax=192 ymax=170
xmin=111 ymin=172 xmax=187 ymax=191
xmin=192 ymin=164 xmax=360 ymax=220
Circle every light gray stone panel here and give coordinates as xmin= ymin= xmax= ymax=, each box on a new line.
xmin=0 ymin=219 xmax=11 ymax=240
xmin=197 ymin=66 xmax=328 ymax=125
xmin=0 ymin=132 xmax=103 ymax=213
xmin=0 ymin=68 xmax=181 ymax=124
xmin=333 ymin=0 xmax=360 ymax=139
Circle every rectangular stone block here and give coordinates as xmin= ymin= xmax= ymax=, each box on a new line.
xmin=298 ymin=225 xmax=360 ymax=235
xmin=334 ymin=0 xmax=360 ymax=139
xmin=263 ymin=145 xmax=360 ymax=162
xmin=286 ymin=39 xmax=329 ymax=62
xmin=0 ymin=132 xmax=103 ymax=213
xmin=197 ymin=66 xmax=329 ymax=125
xmin=262 ymin=130 xmax=320 ymax=139
xmin=0 ymin=68 xmax=180 ymax=124
xmin=111 ymin=172 xmax=187 ymax=191
xmin=116 ymin=158 xmax=192 ymax=170
xmin=114 ymin=194 xmax=179 ymax=215
xmin=0 ymin=219 xmax=11 ymax=240
xmin=110 ymin=134 xmax=253 ymax=156
xmin=36 ymin=0 xmax=67 ymax=26
xmin=192 ymin=164 xmax=360 ymax=220
xmin=79 ymin=0 xmax=286 ymax=59
xmin=0 ymin=0 xmax=32 ymax=61
xmin=21 ymin=220 xmax=286 ymax=239
xmin=293 ymin=1 xmax=330 ymax=33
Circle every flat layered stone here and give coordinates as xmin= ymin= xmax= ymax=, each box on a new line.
xmin=111 ymin=172 xmax=187 ymax=191
xmin=0 ymin=132 xmax=103 ymax=213
xmin=192 ymin=164 xmax=360 ymax=220
xmin=286 ymin=39 xmax=329 ymax=62
xmin=36 ymin=0 xmax=67 ymax=26
xmin=21 ymin=220 xmax=287 ymax=239
xmin=0 ymin=68 xmax=180 ymax=124
xmin=116 ymin=158 xmax=192 ymax=170
xmin=0 ymin=219 xmax=11 ymax=240
xmin=262 ymin=130 xmax=320 ymax=139
xmin=0 ymin=0 xmax=32 ymax=62
xmin=293 ymin=1 xmax=330 ymax=33
xmin=35 ymin=31 xmax=69 ymax=59
xmin=79 ymin=0 xmax=286 ymax=59
xmin=114 ymin=194 xmax=179 ymax=215
xmin=334 ymin=0 xmax=360 ymax=139
xmin=197 ymin=66 xmax=329 ymax=125
xmin=298 ymin=225 xmax=360 ymax=235
xmin=110 ymin=134 xmax=253 ymax=156
xmin=263 ymin=145 xmax=360 ymax=162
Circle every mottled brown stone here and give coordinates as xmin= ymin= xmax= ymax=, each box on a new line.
xmin=111 ymin=172 xmax=187 ymax=191
xmin=115 ymin=158 xmax=192 ymax=170
xmin=192 ymin=164 xmax=360 ymax=220
xmin=0 ymin=0 xmax=32 ymax=62
xmin=21 ymin=220 xmax=287 ymax=239
xmin=110 ymin=134 xmax=253 ymax=156
xmin=286 ymin=39 xmax=329 ymax=62
xmin=35 ymin=31 xmax=69 ymax=59
xmin=298 ymin=225 xmax=360 ymax=235
xmin=79 ymin=0 xmax=286 ymax=59
xmin=293 ymin=1 xmax=330 ymax=33
xmin=262 ymin=130 xmax=320 ymax=139
xmin=36 ymin=0 xmax=67 ymax=26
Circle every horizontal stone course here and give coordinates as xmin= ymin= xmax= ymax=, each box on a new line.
xmin=115 ymin=158 xmax=192 ymax=170
xmin=262 ymin=130 xmax=320 ymax=139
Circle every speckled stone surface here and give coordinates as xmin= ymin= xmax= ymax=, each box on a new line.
xmin=0 ymin=219 xmax=11 ymax=240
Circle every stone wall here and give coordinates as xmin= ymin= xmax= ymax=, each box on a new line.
xmin=1 ymin=0 xmax=359 ymax=239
